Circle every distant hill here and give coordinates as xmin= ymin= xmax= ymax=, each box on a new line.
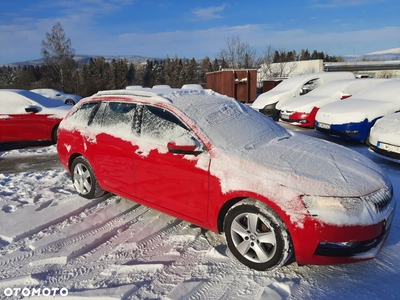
xmin=2 ymin=54 xmax=163 ymax=68
xmin=3 ymin=48 xmax=400 ymax=67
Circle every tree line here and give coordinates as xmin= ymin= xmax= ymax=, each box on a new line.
xmin=0 ymin=23 xmax=344 ymax=98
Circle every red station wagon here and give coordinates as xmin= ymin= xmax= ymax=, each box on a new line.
xmin=57 ymin=89 xmax=395 ymax=271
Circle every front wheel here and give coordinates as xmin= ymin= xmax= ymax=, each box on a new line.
xmin=71 ymin=156 xmax=106 ymax=199
xmin=224 ymin=199 xmax=293 ymax=271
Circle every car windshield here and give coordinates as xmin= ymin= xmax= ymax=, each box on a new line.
xmin=168 ymin=91 xmax=291 ymax=150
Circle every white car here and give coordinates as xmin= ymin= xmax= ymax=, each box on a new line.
xmin=30 ymin=88 xmax=82 ymax=105
xmin=368 ymin=112 xmax=400 ymax=163
xmin=251 ymin=72 xmax=355 ymax=119
xmin=315 ymin=80 xmax=400 ymax=142
xmin=279 ymin=78 xmax=386 ymax=128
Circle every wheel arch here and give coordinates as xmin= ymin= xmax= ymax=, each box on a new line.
xmin=68 ymin=153 xmax=84 ymax=173
xmin=216 ymin=195 xmax=294 ymax=235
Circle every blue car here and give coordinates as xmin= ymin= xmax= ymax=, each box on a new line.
xmin=314 ymin=80 xmax=400 ymax=142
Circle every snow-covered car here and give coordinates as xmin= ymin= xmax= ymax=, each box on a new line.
xmin=57 ymin=89 xmax=395 ymax=271
xmin=368 ymin=112 xmax=400 ymax=162
xmin=30 ymin=88 xmax=82 ymax=105
xmin=251 ymin=72 xmax=355 ymax=120
xmin=181 ymin=84 xmax=204 ymax=90
xmin=315 ymin=80 xmax=400 ymax=142
xmin=0 ymin=89 xmax=72 ymax=143
xmin=279 ymin=78 xmax=386 ymax=128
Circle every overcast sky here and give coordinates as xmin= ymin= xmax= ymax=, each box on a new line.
xmin=1 ymin=0 xmax=399 ymax=64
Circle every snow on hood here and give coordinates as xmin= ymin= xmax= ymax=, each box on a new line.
xmin=164 ymin=90 xmax=389 ymax=197
xmin=369 ymin=112 xmax=400 ymax=146
xmin=280 ymin=95 xmax=331 ymax=113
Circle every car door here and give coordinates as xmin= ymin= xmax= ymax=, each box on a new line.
xmin=133 ymin=104 xmax=210 ymax=221
xmin=87 ymin=101 xmax=138 ymax=198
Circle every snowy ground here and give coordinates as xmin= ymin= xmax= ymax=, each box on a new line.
xmin=0 ymin=127 xmax=399 ymax=300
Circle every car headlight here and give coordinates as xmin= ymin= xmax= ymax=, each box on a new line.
xmin=301 ymin=195 xmax=365 ymax=217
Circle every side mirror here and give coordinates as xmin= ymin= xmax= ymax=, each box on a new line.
xmin=167 ymin=135 xmax=202 ymax=155
xmin=25 ymin=106 xmax=39 ymax=113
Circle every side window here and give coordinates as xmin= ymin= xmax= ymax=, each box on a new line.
xmin=100 ymin=102 xmax=137 ymax=136
xmin=140 ymin=105 xmax=190 ymax=144
xmin=67 ymin=102 xmax=100 ymax=126
xmin=300 ymin=79 xmax=320 ymax=95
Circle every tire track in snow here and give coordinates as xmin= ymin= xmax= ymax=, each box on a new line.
xmin=23 ymin=210 xmax=195 ymax=292
xmin=0 ymin=199 xmax=145 ymax=275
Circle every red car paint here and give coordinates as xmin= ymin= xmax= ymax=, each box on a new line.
xmin=279 ymin=106 xmax=320 ymax=128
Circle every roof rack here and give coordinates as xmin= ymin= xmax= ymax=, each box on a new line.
xmin=95 ymin=89 xmax=173 ymax=103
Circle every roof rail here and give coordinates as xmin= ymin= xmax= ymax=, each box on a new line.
xmin=95 ymin=89 xmax=172 ymax=103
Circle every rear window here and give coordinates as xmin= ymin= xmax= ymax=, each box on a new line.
xmin=67 ymin=102 xmax=100 ymax=126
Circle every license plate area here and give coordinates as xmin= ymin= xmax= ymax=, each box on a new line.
xmin=318 ymin=122 xmax=330 ymax=130
xmin=378 ymin=141 xmax=400 ymax=154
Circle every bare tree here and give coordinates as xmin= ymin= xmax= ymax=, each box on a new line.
xmin=41 ymin=22 xmax=76 ymax=91
xmin=259 ymin=46 xmax=298 ymax=79
xmin=218 ymin=36 xmax=260 ymax=69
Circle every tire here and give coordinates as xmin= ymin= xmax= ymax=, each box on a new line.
xmin=71 ymin=156 xmax=106 ymax=199
xmin=224 ymin=199 xmax=293 ymax=271
xmin=51 ymin=125 xmax=59 ymax=144
xmin=65 ymin=99 xmax=75 ymax=105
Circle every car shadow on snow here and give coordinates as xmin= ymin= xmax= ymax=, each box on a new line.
xmin=0 ymin=141 xmax=54 ymax=152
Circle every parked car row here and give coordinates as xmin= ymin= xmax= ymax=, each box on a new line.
xmin=251 ymin=72 xmax=356 ymax=119
xmin=314 ymin=80 xmax=400 ymax=142
xmin=253 ymin=73 xmax=400 ymax=163
xmin=279 ymin=78 xmax=387 ymax=128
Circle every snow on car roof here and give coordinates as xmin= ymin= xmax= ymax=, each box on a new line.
xmin=95 ymin=89 xmax=174 ymax=103
xmin=266 ymin=72 xmax=355 ymax=92
xmin=0 ymin=89 xmax=69 ymax=108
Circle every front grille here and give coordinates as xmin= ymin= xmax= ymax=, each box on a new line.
xmin=362 ymin=188 xmax=392 ymax=213
xmin=315 ymin=235 xmax=383 ymax=257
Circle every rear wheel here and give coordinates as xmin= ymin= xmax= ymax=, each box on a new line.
xmin=71 ymin=157 xmax=105 ymax=199
xmin=224 ymin=199 xmax=293 ymax=271
xmin=51 ymin=125 xmax=59 ymax=144
xmin=65 ymin=99 xmax=75 ymax=105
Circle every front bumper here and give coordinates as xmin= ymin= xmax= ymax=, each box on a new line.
xmin=293 ymin=202 xmax=396 ymax=265
xmin=314 ymin=120 xmax=371 ymax=142
xmin=369 ymin=143 xmax=400 ymax=161
xmin=280 ymin=107 xmax=319 ymax=128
